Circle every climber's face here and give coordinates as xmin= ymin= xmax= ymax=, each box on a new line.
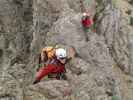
xmin=59 ymin=57 xmax=67 ymax=64
xmin=86 ymin=16 xmax=90 ymax=19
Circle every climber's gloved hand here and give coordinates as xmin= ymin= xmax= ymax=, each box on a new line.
xmin=36 ymin=67 xmax=40 ymax=72
xmin=33 ymin=80 xmax=40 ymax=84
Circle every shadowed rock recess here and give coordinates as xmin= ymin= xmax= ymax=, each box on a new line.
xmin=0 ymin=0 xmax=133 ymax=100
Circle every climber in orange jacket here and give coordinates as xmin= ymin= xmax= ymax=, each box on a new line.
xmin=81 ymin=12 xmax=93 ymax=32
xmin=33 ymin=48 xmax=67 ymax=84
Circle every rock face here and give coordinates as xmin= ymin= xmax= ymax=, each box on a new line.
xmin=0 ymin=0 xmax=133 ymax=100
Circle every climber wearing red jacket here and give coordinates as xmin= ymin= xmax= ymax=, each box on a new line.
xmin=81 ymin=12 xmax=93 ymax=32
xmin=33 ymin=48 xmax=67 ymax=84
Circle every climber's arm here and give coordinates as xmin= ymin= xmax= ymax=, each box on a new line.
xmin=36 ymin=64 xmax=54 ymax=81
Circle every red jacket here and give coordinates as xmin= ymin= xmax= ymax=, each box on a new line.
xmin=36 ymin=61 xmax=65 ymax=81
xmin=82 ymin=17 xmax=93 ymax=28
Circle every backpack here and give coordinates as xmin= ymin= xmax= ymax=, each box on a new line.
xmin=42 ymin=46 xmax=55 ymax=59
xmin=37 ymin=46 xmax=56 ymax=71
xmin=40 ymin=46 xmax=56 ymax=63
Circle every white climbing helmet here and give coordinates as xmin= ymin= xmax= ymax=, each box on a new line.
xmin=55 ymin=48 xmax=67 ymax=60
xmin=83 ymin=12 xmax=90 ymax=16
xmin=83 ymin=12 xmax=87 ymax=16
